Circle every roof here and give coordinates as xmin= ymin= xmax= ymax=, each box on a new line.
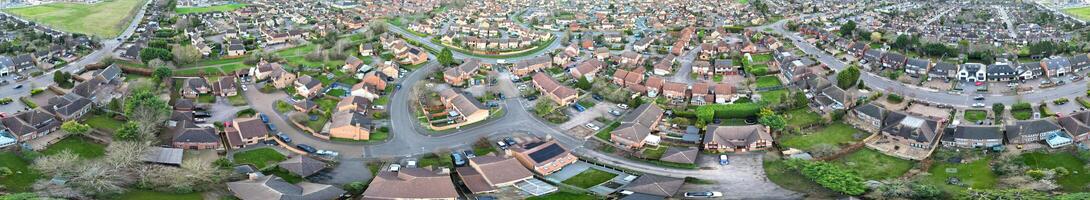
xmin=622 ymin=174 xmax=684 ymax=197
xmin=703 ymin=125 xmax=772 ymax=147
xmin=278 ymin=156 xmax=328 ymax=177
xmin=511 ymin=140 xmax=572 ymax=167
xmin=142 ymin=147 xmax=183 ymax=165
xmin=227 ymin=175 xmax=345 ymax=200
xmin=172 ymin=120 xmax=220 ymax=144
xmin=853 ymin=103 xmax=885 ymax=120
xmin=363 ymin=168 xmax=459 ymax=199
xmin=229 ymin=118 xmax=268 ymax=146
xmin=659 ymin=147 xmax=698 ymax=164
xmin=881 ymin=112 xmax=941 ymax=143
xmin=949 ymin=125 xmax=1003 ymax=140
xmin=1006 ymin=119 xmax=1063 ymax=141
xmin=1 ymin=109 xmax=61 ymax=138
xmin=612 ymin=104 xmax=665 ymax=143
xmin=459 ymin=156 xmax=533 ymax=193
xmin=1059 ymin=111 xmax=1090 ymax=137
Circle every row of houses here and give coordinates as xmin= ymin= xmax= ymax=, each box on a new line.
xmin=607 ymin=104 xmax=774 ymax=153
xmin=0 ymin=65 xmax=123 ymax=147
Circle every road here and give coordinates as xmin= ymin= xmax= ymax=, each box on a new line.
xmin=760 ymin=19 xmax=1089 ymax=108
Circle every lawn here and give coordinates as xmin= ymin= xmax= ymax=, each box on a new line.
xmin=304 ymin=114 xmax=329 ymax=134
xmin=1011 ymin=110 xmax=1032 ymax=120
xmin=228 ymin=95 xmax=248 ymax=106
xmin=526 ymin=190 xmax=597 ymax=200
xmin=595 ymin=121 xmax=620 ymax=141
xmin=85 ymin=114 xmax=124 ymax=133
xmin=232 ymin=148 xmax=286 ymax=169
xmin=779 ymin=123 xmax=865 ymax=151
xmin=0 ymin=152 xmax=42 ymax=192
xmin=833 ymin=148 xmax=914 ymax=180
xmin=119 ymin=189 xmax=202 ymax=200
xmin=275 ymin=100 xmax=294 ymax=113
xmin=964 ymin=110 xmax=987 ymax=122
xmin=1063 ymin=6 xmax=1090 ymax=21
xmin=786 ymin=108 xmax=822 ymax=128
xmin=197 ymin=94 xmax=216 ymax=104
xmin=561 ymin=168 xmax=618 ymax=188
xmin=755 ymin=76 xmax=782 ymax=88
xmin=417 ymin=153 xmax=453 ymax=169
xmin=315 ymin=98 xmax=339 ymax=113
xmin=758 ymin=89 xmax=788 ymax=105
xmin=641 ymin=146 xmax=667 ymax=160
xmin=175 ymin=3 xmax=247 ymax=14
xmin=749 ymin=53 xmax=773 ymax=63
xmin=41 ymin=136 xmax=106 ymax=159
xmin=277 ymin=44 xmax=346 ymax=69
xmin=919 ymin=157 xmax=997 ymax=195
xmin=3 ymin=0 xmax=145 ymax=37
xmin=1018 ymin=152 xmax=1090 ymax=192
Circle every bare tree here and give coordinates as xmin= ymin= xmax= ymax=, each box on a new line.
xmin=32 ymin=150 xmax=81 ymax=176
xmin=32 ymin=179 xmax=86 ymax=199
xmin=103 ymin=141 xmax=150 ymax=170
xmin=70 ymin=163 xmax=125 ymax=196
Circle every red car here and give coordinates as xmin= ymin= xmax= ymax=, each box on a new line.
xmin=975 ymin=82 xmax=984 ymax=86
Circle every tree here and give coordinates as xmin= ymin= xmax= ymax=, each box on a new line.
xmin=870 ymin=32 xmax=882 ymax=43
xmin=0 ymin=167 xmax=12 ymax=177
xmin=69 ymin=163 xmax=125 ymax=197
xmin=839 ymin=20 xmax=856 ymax=37
xmin=172 ymin=45 xmax=202 ymax=65
xmin=786 ymin=159 xmax=867 ymax=195
xmin=836 ymin=65 xmax=861 ymax=89
xmin=891 ymin=34 xmax=912 ymax=51
xmin=758 ymin=108 xmax=786 ymax=131
xmin=115 ymin=122 xmax=141 ymax=141
xmin=32 ymin=150 xmax=81 ymax=177
xmin=53 ymin=71 xmax=72 ymax=88
xmin=60 ymin=121 xmax=91 ymax=137
xmin=124 ymin=89 xmax=171 ymax=140
xmin=153 ymin=67 xmax=172 ymax=81
xmin=438 ymin=48 xmax=454 ymax=66
xmin=992 ymin=103 xmax=1005 ymax=117
xmin=575 ymin=77 xmax=592 ymax=90
xmin=533 ymin=100 xmax=557 ymax=116
xmin=139 ymin=47 xmax=173 ymax=63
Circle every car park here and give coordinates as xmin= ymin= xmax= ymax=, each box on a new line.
xmin=296 ymin=144 xmax=318 ymax=153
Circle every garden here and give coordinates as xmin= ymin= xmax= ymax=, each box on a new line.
xmin=786 ymin=108 xmax=822 ymax=128
xmin=833 ymin=148 xmax=914 ymax=180
xmin=963 ymin=110 xmax=988 ymax=122
xmin=42 ymin=136 xmax=106 ymax=159
xmin=0 ymin=152 xmax=42 ymax=192
xmin=2 ymin=0 xmax=144 ymax=37
xmin=755 ymin=76 xmax=783 ymax=89
xmin=232 ymin=148 xmax=286 ymax=169
xmin=561 ymin=168 xmax=618 ymax=188
xmin=1011 ymin=102 xmax=1033 ymax=120
xmin=779 ymin=123 xmax=867 ymax=153
xmin=85 ymin=114 xmax=125 ymax=133
xmin=1017 ymin=151 xmax=1090 ymax=192
xmin=919 ymin=157 xmax=997 ymax=195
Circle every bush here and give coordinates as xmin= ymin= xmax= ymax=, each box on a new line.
xmin=1012 ymin=102 xmax=1032 ymax=111
xmin=19 ymin=97 xmax=37 ymax=108
xmin=786 ymin=159 xmax=867 ymax=195
xmin=887 ymin=94 xmax=903 ymax=103
xmin=1053 ymin=98 xmax=1069 ymax=105
xmin=29 ymin=88 xmax=44 ymax=95
xmin=693 ymin=103 xmax=763 ymax=122
xmin=0 ymin=98 xmax=12 ymax=105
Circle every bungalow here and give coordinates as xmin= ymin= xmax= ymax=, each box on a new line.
xmin=170 ymin=120 xmax=220 ymax=150
xmin=224 ymin=117 xmax=270 ymax=149
xmin=940 ymin=125 xmax=1003 ymax=148
xmin=1059 ymin=111 xmax=1090 ymax=142
xmin=619 ymin=51 xmax=642 ymax=66
xmin=531 ymin=73 xmax=578 ymax=106
xmin=703 ymin=125 xmax=772 ymax=152
xmin=43 ymin=94 xmax=92 ymax=121
xmin=1 ymin=109 xmax=62 ymax=142
xmin=457 ymin=156 xmax=534 ymax=194
xmin=438 ymin=88 xmax=490 ymax=129
xmin=294 ymin=75 xmax=324 ymax=98
xmin=444 ymin=59 xmax=481 ymax=86
xmin=652 ymin=56 xmax=674 ymax=76
xmin=328 ymin=109 xmax=372 ymax=140
xmin=277 ymin=156 xmax=329 ymax=178
xmin=619 ymin=174 xmax=684 ymax=199
xmin=508 ymin=139 xmax=578 ymax=175
xmin=343 ymin=55 xmax=364 ymax=72
xmin=363 ymin=168 xmax=459 ymax=200
xmin=610 ymin=104 xmax=665 ymax=149
xmin=227 ymin=175 xmax=344 ymax=200
xmin=633 ymin=37 xmax=654 ymax=52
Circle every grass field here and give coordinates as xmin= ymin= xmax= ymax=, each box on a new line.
xmin=0 ymin=152 xmax=42 ymax=192
xmin=920 ymin=157 xmax=997 ymax=195
xmin=759 ymin=89 xmax=788 ymax=105
xmin=763 ymin=154 xmax=840 ymax=198
xmin=641 ymin=146 xmax=667 ymax=160
xmin=119 ymin=189 xmax=202 ymax=200
xmin=175 ymin=3 xmax=247 ymax=14
xmin=755 ymin=76 xmax=782 ymax=88
xmin=1018 ymin=152 xmax=1090 ymax=192
xmin=780 ymin=123 xmax=866 ymax=151
xmin=833 ymin=148 xmax=914 ymax=180
xmin=85 ymin=114 xmax=124 ymax=133
xmin=3 ymin=0 xmax=145 ymax=37
xmin=42 ymin=136 xmax=106 ymax=159
xmin=562 ymin=169 xmax=618 ymax=188
xmin=526 ymin=189 xmax=597 ymax=200
xmin=232 ymin=148 xmax=286 ymax=169
xmin=786 ymin=108 xmax=822 ymax=128
xmin=1064 ymin=6 xmax=1090 ymax=21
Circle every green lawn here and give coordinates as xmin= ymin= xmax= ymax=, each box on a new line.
xmin=1018 ymin=152 xmax=1090 ymax=192
xmin=228 ymin=95 xmax=247 ymax=106
xmin=232 ymin=148 xmax=286 ymax=169
xmin=964 ymin=110 xmax=987 ymax=122
xmin=304 ymin=114 xmax=329 ymax=133
xmin=526 ymin=191 xmax=597 ymax=200
xmin=786 ymin=108 xmax=822 ymax=128
xmin=833 ymin=148 xmax=914 ymax=180
xmin=119 ymin=189 xmax=202 ymax=200
xmin=277 ymin=44 xmax=346 ymax=69
xmin=595 ymin=121 xmax=620 ymax=141
xmin=641 ymin=146 xmax=667 ymax=160
xmin=561 ymin=169 xmax=618 ymax=188
xmin=920 ymin=157 xmax=997 ymax=195
xmin=0 ymin=152 xmax=42 ymax=192
xmin=197 ymin=94 xmax=216 ymax=104
xmin=759 ymin=89 xmax=788 ymax=105
xmin=315 ymin=98 xmax=339 ymax=112
xmin=417 ymin=153 xmax=453 ymax=169
xmin=41 ymin=136 xmax=106 ymax=159
xmin=175 ymin=3 xmax=247 ymax=14
xmin=3 ymin=0 xmax=145 ymax=37
xmin=275 ymin=100 xmax=294 ymax=113
xmin=749 ymin=53 xmax=773 ymax=63
xmin=85 ymin=114 xmax=124 ymax=133
xmin=755 ymin=76 xmax=782 ymax=88
xmin=780 ymin=123 xmax=865 ymax=151
xmin=1011 ymin=110 xmax=1032 ymax=120
xmin=1063 ymin=6 xmax=1090 ymax=21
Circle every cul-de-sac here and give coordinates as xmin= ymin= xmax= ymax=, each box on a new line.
xmin=0 ymin=0 xmax=1089 ymax=199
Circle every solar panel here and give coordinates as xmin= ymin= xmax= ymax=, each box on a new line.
xmin=528 ymin=144 xmax=564 ymax=163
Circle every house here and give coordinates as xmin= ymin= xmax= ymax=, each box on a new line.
xmin=214 ymin=76 xmax=239 ymax=97
xmin=881 ymin=111 xmax=942 ymax=149
xmin=691 ymin=60 xmax=711 ymax=75
xmin=225 ymin=117 xmax=270 ymax=149
xmin=294 ymin=75 xmax=324 ymax=98
xmin=511 ymin=55 xmax=551 ymax=77
xmin=398 ymin=47 xmax=429 ymax=65
xmin=633 ymin=37 xmax=654 ymax=52
xmin=277 ymin=156 xmax=329 ymax=177
xmin=227 ymin=175 xmax=345 ymax=200
xmin=1016 ymin=62 xmax=1044 ymax=80
xmin=940 ymin=125 xmax=1003 ymax=148
xmin=813 ymin=84 xmax=850 ymax=111
xmin=43 ymin=93 xmax=92 ymax=121
xmin=861 ymin=50 xmax=884 ymax=67
xmin=986 ymin=62 xmax=1017 ymax=82
xmin=436 ymin=88 xmax=490 ymax=129
xmin=610 ymin=104 xmax=665 ymax=148
xmin=362 ymin=168 xmax=459 ymax=200
xmin=336 ymin=96 xmax=371 ymax=112
xmin=570 ymin=59 xmax=603 ymax=80
xmin=328 ymin=109 xmax=372 ymax=140
xmin=1042 ymin=57 xmax=1071 ymax=77
xmin=444 ymin=59 xmax=480 ymax=86
xmin=714 ymin=59 xmax=736 ymax=75
xmin=12 ymin=53 xmax=35 ymax=72
xmin=958 ymin=63 xmax=987 ymax=82
xmin=849 ymin=103 xmax=886 ymax=133
xmin=531 ymin=73 xmax=578 ymax=106
xmin=652 ymin=56 xmax=674 ymax=76
xmin=619 ymin=51 xmax=642 ymax=66
xmin=1 ymin=109 xmax=62 ymax=142
xmin=929 ymin=62 xmax=957 ymax=80
xmin=457 ymin=155 xmax=534 ymax=194
xmin=1058 ymin=111 xmax=1090 ymax=142
xmin=181 ymin=77 xmax=211 ymax=99
xmin=645 ymin=76 xmax=665 ymax=97
xmin=662 ymin=82 xmax=688 ymax=101
xmin=703 ymin=125 xmax=772 ymax=152
xmin=343 ymin=55 xmax=364 ymax=72
xmin=904 ymin=58 xmax=931 ymax=76
xmin=659 ymin=147 xmax=698 ymax=164
xmin=1070 ymin=53 xmax=1090 ymax=72
xmin=690 ymin=83 xmax=711 ymax=105
xmin=359 ymin=43 xmax=374 ymax=56
xmin=0 ymin=56 xmax=14 ymax=76
xmin=170 ymin=120 xmax=220 ymax=150
xmin=508 ymin=139 xmax=577 ymax=175
xmin=712 ymin=84 xmax=734 ymax=104
xmin=619 ymin=174 xmax=684 ymax=200
xmin=881 ymin=52 xmax=907 ymax=69
xmin=1005 ymin=119 xmax=1064 ymax=144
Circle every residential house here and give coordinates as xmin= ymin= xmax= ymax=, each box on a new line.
xmin=881 ymin=111 xmax=942 ymax=149
xmin=645 ymin=76 xmax=665 ymax=97
xmin=170 ymin=120 xmax=220 ymax=150
xmin=294 ymin=75 xmax=324 ymax=98
xmin=703 ymin=125 xmax=772 ymax=152
xmin=225 ymin=117 xmax=270 ymax=149
xmin=444 ymin=59 xmax=481 ymax=86
xmin=958 ymin=63 xmax=987 ymax=82
xmin=1070 ymin=53 xmax=1090 ymax=72
xmin=277 ymin=156 xmax=329 ymax=177
xmin=661 ymin=82 xmax=688 ymax=101
xmin=43 ymin=93 xmax=92 ymax=121
xmin=1042 ymin=57 xmax=1071 ymax=77
xmin=359 ymin=43 xmax=374 ymax=56
xmin=1016 ymin=62 xmax=1044 ymax=80
xmin=692 ymin=60 xmax=711 ymax=75
xmin=881 ymin=52 xmax=907 ymax=69
xmin=1 ymin=109 xmax=61 ymax=142
xmin=343 ymin=55 xmax=364 ymax=72
xmin=1059 ymin=111 xmax=1090 ymax=142
xmin=610 ymin=104 xmax=665 ymax=148
xmin=253 ymin=61 xmax=296 ymax=89
xmin=227 ymin=175 xmax=345 ymax=200
xmin=986 ymin=62 xmax=1017 ymax=82
xmin=1006 ymin=119 xmax=1070 ymax=148
xmin=940 ymin=125 xmax=1003 ymax=148
xmin=328 ymin=109 xmax=372 ymax=140
xmin=849 ymin=103 xmax=886 ymax=133
xmin=362 ymin=168 xmax=459 ymax=200
xmin=619 ymin=174 xmax=684 ymax=200
xmin=398 ymin=47 xmax=429 ymax=65
xmin=508 ymin=139 xmax=577 ymax=175
xmin=712 ymin=84 xmax=734 ymax=104
xmin=929 ymin=62 xmax=957 ymax=80
xmin=904 ymin=58 xmax=931 ymax=77
xmin=214 ymin=76 xmax=239 ymax=97
xmin=531 ymin=73 xmax=578 ymax=106
xmin=714 ymin=59 xmax=736 ymax=75
xmin=659 ymin=147 xmax=698 ymax=164
xmin=570 ymin=59 xmax=603 ymax=80
xmin=457 ymin=156 xmax=534 ymax=194
xmin=511 ymin=55 xmax=551 ymax=77
xmin=436 ymin=88 xmax=489 ymax=129
xmin=182 ymin=77 xmax=211 ymax=99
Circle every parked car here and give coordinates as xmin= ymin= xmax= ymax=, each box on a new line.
xmin=592 ymin=94 xmax=604 ymax=101
xmin=451 ymin=152 xmax=467 ymax=166
xmin=617 ymin=104 xmax=629 ymax=109
xmin=259 ymin=113 xmax=269 ymax=123
xmin=585 ymin=123 xmax=600 ymax=131
xmin=463 ymin=150 xmax=476 ymax=158
xmin=277 ymin=133 xmax=292 ymax=143
xmin=296 ymin=144 xmax=317 ymax=153
xmin=316 ymin=150 xmax=339 ymax=157
xmin=609 ymin=109 xmax=623 ymax=116
xmin=267 ymin=124 xmax=278 ymax=132
xmin=389 ymin=163 xmax=401 ymax=172
xmin=496 ymin=141 xmax=508 ymax=149
xmin=526 ymin=95 xmax=538 ymax=101
xmin=719 ymin=155 xmax=729 ymax=165
xmin=504 ymin=137 xmax=518 ymax=146
xmin=973 ymin=95 xmax=985 ymax=101
xmin=572 ymin=104 xmax=586 ymax=112
xmin=13 ymin=84 xmax=22 ymax=89
xmin=684 ymin=191 xmax=723 ymax=198
xmin=972 ymin=103 xmax=985 ymax=108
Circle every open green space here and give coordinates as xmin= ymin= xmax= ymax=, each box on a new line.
xmin=763 ymin=155 xmax=840 ymax=198
xmin=1063 ymin=6 xmax=1090 ymax=21
xmin=41 ymin=136 xmax=106 ymax=159
xmin=780 ymin=123 xmax=865 ymax=151
xmin=561 ymin=168 xmax=618 ymax=188
xmin=175 ymin=3 xmax=247 ymax=14
xmin=277 ymin=44 xmax=348 ymax=69
xmin=755 ymin=76 xmax=782 ymax=88
xmin=232 ymin=148 xmax=286 ymax=169
xmin=919 ymin=157 xmax=997 ymax=195
xmin=119 ymin=189 xmax=202 ymax=200
xmin=786 ymin=108 xmax=822 ymax=128
xmin=1017 ymin=151 xmax=1090 ymax=192
xmin=85 ymin=114 xmax=124 ymax=133
xmin=3 ymin=0 xmax=145 ymax=37
xmin=964 ymin=110 xmax=987 ymax=122
xmin=0 ymin=152 xmax=42 ymax=192
xmin=833 ymin=148 xmax=914 ymax=180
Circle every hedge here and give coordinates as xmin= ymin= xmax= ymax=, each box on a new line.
xmin=1078 ymin=97 xmax=1090 ymax=109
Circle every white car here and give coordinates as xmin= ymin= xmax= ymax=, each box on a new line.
xmin=617 ymin=104 xmax=629 ymax=110
xmin=972 ymin=103 xmax=985 ymax=108
xmin=684 ymin=191 xmax=723 ymax=198
xmin=585 ymin=123 xmax=600 ymax=131
xmin=388 ymin=163 xmax=401 ymax=172
xmin=241 ymin=84 xmax=248 ymax=91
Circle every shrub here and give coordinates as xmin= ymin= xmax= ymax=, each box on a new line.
xmin=887 ymin=94 xmax=903 ymax=103
xmin=19 ymin=97 xmax=37 ymax=108
xmin=0 ymin=98 xmax=12 ymax=105
xmin=786 ymin=159 xmax=867 ymax=195
xmin=693 ymin=103 xmax=763 ymax=122
xmin=29 ymin=88 xmax=44 ymax=95
xmin=1012 ymin=102 xmax=1032 ymax=111
xmin=1053 ymin=98 xmax=1069 ymax=105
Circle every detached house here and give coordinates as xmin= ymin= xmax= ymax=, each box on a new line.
xmin=958 ymin=63 xmax=987 ymax=82
xmin=531 ymin=73 xmax=578 ymax=106
xmin=363 ymin=168 xmax=459 ymax=200
xmin=1042 ymin=57 xmax=1071 ymax=77
xmin=1006 ymin=119 xmax=1066 ymax=145
xmin=225 ymin=117 xmax=270 ymax=149
xmin=849 ymin=103 xmax=886 ymax=133
xmin=1059 ymin=111 xmax=1090 ymax=142
xmin=610 ymin=104 xmax=665 ymax=148
xmin=881 ymin=52 xmax=907 ymax=69
xmin=703 ymin=125 xmax=772 ymax=152
xmin=444 ymin=59 xmax=481 ymax=86
xmin=986 ymin=62 xmax=1017 ymax=82
xmin=881 ymin=111 xmax=942 ymax=149
xmin=1 ymin=109 xmax=62 ymax=142
xmin=182 ymin=77 xmax=211 ymax=99
xmin=929 ymin=62 xmax=957 ymax=80
xmin=904 ymin=58 xmax=931 ymax=77
xmin=940 ymin=125 xmax=1003 ymax=148
xmin=214 ymin=76 xmax=239 ymax=97
xmin=508 ymin=139 xmax=577 ymax=175
xmin=294 ymin=75 xmax=324 ymax=98
xmin=170 ymin=120 xmax=221 ymax=150
xmin=457 ymin=156 xmax=534 ymax=194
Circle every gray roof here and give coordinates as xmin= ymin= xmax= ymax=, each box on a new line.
xmin=949 ymin=125 xmax=1003 ymax=140
xmin=881 ymin=111 xmax=940 ymax=144
xmin=227 ymin=175 xmax=345 ymax=200
xmin=622 ymin=174 xmax=684 ymax=198
xmin=906 ymin=58 xmax=930 ymax=70
xmin=1005 ymin=119 xmax=1062 ymax=141
xmin=853 ymin=103 xmax=885 ymax=120
xmin=172 ymin=120 xmax=220 ymax=144
xmin=278 ymin=156 xmax=328 ymax=177
xmin=659 ymin=147 xmax=698 ymax=164
xmin=142 ymin=147 xmax=183 ymax=165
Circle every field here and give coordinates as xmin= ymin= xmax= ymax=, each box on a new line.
xmin=41 ymin=136 xmax=106 ymax=158
xmin=3 ymin=0 xmax=145 ymax=37
xmin=175 ymin=3 xmax=247 ymax=14
xmin=1063 ymin=6 xmax=1090 ymax=21
xmin=779 ymin=123 xmax=866 ymax=151
xmin=0 ymin=152 xmax=42 ymax=192
xmin=561 ymin=169 xmax=618 ymax=188
xmin=920 ymin=157 xmax=997 ymax=195
xmin=833 ymin=148 xmax=914 ymax=180
xmin=1018 ymin=151 xmax=1090 ymax=192
xmin=232 ymin=148 xmax=286 ymax=169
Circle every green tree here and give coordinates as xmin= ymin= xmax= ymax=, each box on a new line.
xmin=343 ymin=182 xmax=367 ymax=195
xmin=758 ymin=108 xmax=786 ymax=130
xmin=124 ymin=89 xmax=171 ymax=139
xmin=154 ymin=67 xmax=173 ymax=81
xmin=139 ymin=47 xmax=173 ymax=63
xmin=60 ymin=121 xmax=92 ymax=136
xmin=172 ymin=44 xmax=202 ymax=65
xmin=839 ymin=20 xmax=856 ymax=37
xmin=870 ymin=32 xmax=882 ymax=43
xmin=575 ymin=77 xmax=592 ymax=90
xmin=836 ymin=65 xmax=861 ymax=89
xmin=891 ymin=34 xmax=912 ymax=51
xmin=437 ymin=48 xmax=454 ymax=66
xmin=115 ymin=122 xmax=141 ymax=141
xmin=992 ymin=103 xmax=1005 ymax=117
xmin=53 ymin=71 xmax=72 ymax=88
xmin=786 ymin=159 xmax=867 ymax=195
